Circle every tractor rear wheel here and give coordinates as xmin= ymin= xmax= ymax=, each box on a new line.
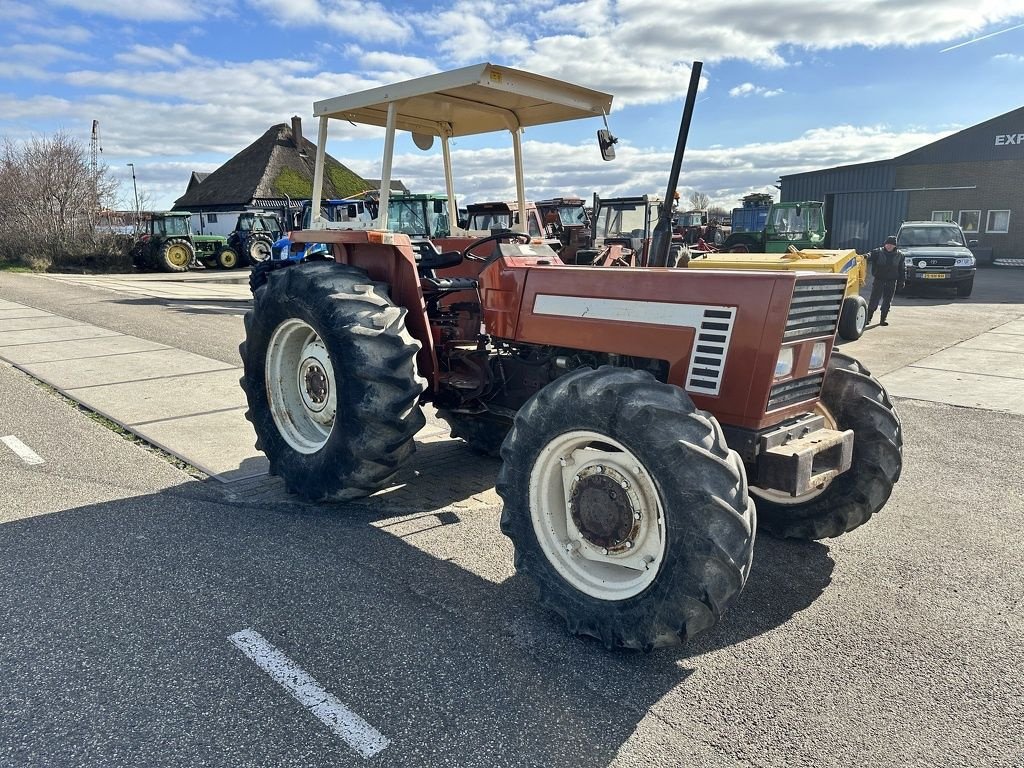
xmin=158 ymin=240 xmax=193 ymax=272
xmin=838 ymin=295 xmax=868 ymax=340
xmin=216 ymin=247 xmax=239 ymax=269
xmin=497 ymin=366 xmax=755 ymax=650
xmin=239 ymin=261 xmax=426 ymax=501
xmin=752 ymin=352 xmax=902 ymax=539
xmin=246 ymin=233 xmax=273 ymax=264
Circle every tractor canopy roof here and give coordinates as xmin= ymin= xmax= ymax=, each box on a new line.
xmin=307 ymin=63 xmax=614 ymax=234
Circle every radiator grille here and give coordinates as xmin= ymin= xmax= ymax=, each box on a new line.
xmin=784 ymin=277 xmax=846 ymax=341
xmin=767 ymin=373 xmax=825 ymax=411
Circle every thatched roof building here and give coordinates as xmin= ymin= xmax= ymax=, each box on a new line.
xmin=172 ymin=117 xmax=369 ymax=213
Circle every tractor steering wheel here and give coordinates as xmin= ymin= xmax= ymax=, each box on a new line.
xmin=462 ymin=230 xmax=532 ymax=263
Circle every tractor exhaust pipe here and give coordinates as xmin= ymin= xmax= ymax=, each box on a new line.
xmin=648 ymin=60 xmax=703 ymax=268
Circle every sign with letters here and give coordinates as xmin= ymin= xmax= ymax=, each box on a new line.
xmin=994 ymin=134 xmax=1024 ymax=145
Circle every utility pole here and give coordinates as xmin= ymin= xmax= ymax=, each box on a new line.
xmin=126 ymin=163 xmax=140 ymax=232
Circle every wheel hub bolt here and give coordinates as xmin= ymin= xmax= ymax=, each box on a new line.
xmin=621 ymin=480 xmax=630 ymax=489
xmin=624 ymin=541 xmax=633 ymax=549
xmin=595 ymin=465 xmax=604 ymax=473
xmin=601 ymin=547 xmax=609 ymax=555
xmin=634 ymin=512 xmax=641 ymax=520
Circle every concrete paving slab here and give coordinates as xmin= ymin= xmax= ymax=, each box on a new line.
xmin=0 ymin=335 xmax=169 ymax=365
xmin=131 ymin=407 xmax=268 ymax=481
xmin=19 ymin=348 xmax=237 ymax=390
xmin=65 ymin=368 xmax=246 ymax=425
xmin=0 ymin=308 xmax=53 ymax=320
xmin=41 ymin=273 xmax=252 ymax=302
xmin=0 ymin=324 xmax=119 ymax=347
xmin=0 ymin=316 xmax=85 ymax=332
xmin=0 ymin=299 xmax=26 ymax=310
xmin=879 ymin=367 xmax=1024 ymax=415
xmin=996 ymin=318 xmax=1024 ymax=336
xmin=907 ymin=347 xmax=1024 ymax=379
xmin=958 ymin=332 xmax=1024 ymax=354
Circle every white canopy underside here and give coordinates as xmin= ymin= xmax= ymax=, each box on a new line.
xmin=313 ymin=63 xmax=613 ymax=136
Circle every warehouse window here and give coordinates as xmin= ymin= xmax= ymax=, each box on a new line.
xmin=931 ymin=211 xmax=953 ymax=222
xmin=207 ymin=213 xmax=218 ymax=223
xmin=986 ymin=210 xmax=1010 ymax=234
xmin=958 ymin=210 xmax=980 ymax=233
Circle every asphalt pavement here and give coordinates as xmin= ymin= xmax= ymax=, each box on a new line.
xmin=0 ymin=265 xmax=1022 ymax=767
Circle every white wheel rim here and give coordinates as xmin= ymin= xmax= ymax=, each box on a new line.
xmin=528 ymin=430 xmax=667 ymax=600
xmin=251 ymin=241 xmax=271 ymax=262
xmin=855 ymin=302 xmax=867 ymax=333
xmin=265 ymin=318 xmax=337 ymax=454
xmin=751 ymin=402 xmax=838 ymax=504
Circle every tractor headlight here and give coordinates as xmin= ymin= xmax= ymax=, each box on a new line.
xmin=954 ymin=256 xmax=975 ymax=267
xmin=809 ymin=341 xmax=827 ymax=370
xmin=774 ymin=347 xmax=794 ymax=379
xmin=271 ymin=240 xmax=290 ymax=261
xmin=904 ymin=257 xmax=914 ymax=266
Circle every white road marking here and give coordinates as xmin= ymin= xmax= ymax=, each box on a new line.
xmin=228 ymin=629 xmax=390 ymax=759
xmin=1 ymin=435 xmax=45 ymax=465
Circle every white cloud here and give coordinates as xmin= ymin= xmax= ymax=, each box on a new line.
xmin=994 ymin=53 xmax=1024 ymax=62
xmin=19 ymin=23 xmax=93 ymax=43
xmin=247 ymin=0 xmax=412 ymax=43
xmin=45 ymin=0 xmax=211 ymax=22
xmin=114 ymin=44 xmax=203 ymax=67
xmin=729 ymin=83 xmax=785 ymax=98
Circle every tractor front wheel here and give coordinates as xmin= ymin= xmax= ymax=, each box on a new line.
xmin=239 ymin=261 xmax=426 ymax=501
xmin=497 ymin=366 xmax=755 ymax=650
xmin=158 ymin=240 xmax=193 ymax=272
xmin=752 ymin=352 xmax=902 ymax=539
xmin=216 ymin=247 xmax=239 ymax=269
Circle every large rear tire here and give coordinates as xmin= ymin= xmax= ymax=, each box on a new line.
xmin=239 ymin=261 xmax=426 ymax=501
xmin=752 ymin=352 xmax=902 ymax=539
xmin=838 ymin=295 xmax=868 ymax=340
xmin=158 ymin=240 xmax=193 ymax=272
xmin=497 ymin=366 xmax=755 ymax=650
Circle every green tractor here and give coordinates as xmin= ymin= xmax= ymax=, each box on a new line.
xmin=131 ymin=212 xmax=232 ymax=272
xmin=722 ymin=200 xmax=826 ymax=253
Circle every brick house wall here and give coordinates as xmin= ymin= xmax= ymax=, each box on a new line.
xmin=897 ymin=160 xmax=1023 ymax=260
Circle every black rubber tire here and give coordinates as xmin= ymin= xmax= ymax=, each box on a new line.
xmin=497 ymin=366 xmax=755 ymax=650
xmin=246 ymin=233 xmax=274 ymax=264
xmin=838 ymin=295 xmax=868 ymax=340
xmin=438 ymin=409 xmax=511 ymax=457
xmin=158 ymin=239 xmax=193 ymax=272
xmin=248 ymin=259 xmax=293 ymax=293
xmin=754 ymin=352 xmax=902 ymax=540
xmin=725 ymin=235 xmax=758 ymax=253
xmin=956 ymin=277 xmax=974 ymax=297
xmin=239 ymin=261 xmax=426 ymax=501
xmin=216 ymin=247 xmax=240 ymax=270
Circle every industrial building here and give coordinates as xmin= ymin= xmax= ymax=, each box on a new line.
xmin=779 ymin=106 xmax=1024 ymax=262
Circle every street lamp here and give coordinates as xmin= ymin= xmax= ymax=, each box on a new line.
xmin=126 ymin=163 xmax=140 ymax=233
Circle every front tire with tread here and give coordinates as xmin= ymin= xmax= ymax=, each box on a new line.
xmin=753 ymin=352 xmax=902 ymax=539
xmin=240 ymin=261 xmax=426 ymax=501
xmin=497 ymin=366 xmax=755 ymax=650
xmin=838 ymin=295 xmax=868 ymax=340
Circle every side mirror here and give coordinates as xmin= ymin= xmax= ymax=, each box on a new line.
xmin=597 ymin=129 xmax=618 ymax=161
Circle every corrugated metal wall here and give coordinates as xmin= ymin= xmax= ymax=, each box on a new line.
xmin=780 ymin=163 xmax=906 ymax=252
xmin=830 ymin=191 xmax=907 ymax=253
xmin=780 ymin=163 xmax=896 ymax=201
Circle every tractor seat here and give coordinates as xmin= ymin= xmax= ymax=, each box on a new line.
xmin=410 ymin=238 xmax=464 ymax=271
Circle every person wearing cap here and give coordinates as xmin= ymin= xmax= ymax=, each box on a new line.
xmin=865 ymin=235 xmax=906 ymax=326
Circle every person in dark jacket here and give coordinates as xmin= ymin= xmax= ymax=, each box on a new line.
xmin=866 ymin=235 xmax=907 ymax=326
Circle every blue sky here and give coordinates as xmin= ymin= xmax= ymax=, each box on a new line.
xmin=2 ymin=0 xmax=1023 ymax=212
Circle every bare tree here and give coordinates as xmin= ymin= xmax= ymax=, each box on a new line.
xmin=688 ymin=191 xmax=710 ymax=211
xmin=0 ymin=131 xmax=122 ymax=269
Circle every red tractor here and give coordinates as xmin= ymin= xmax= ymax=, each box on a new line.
xmin=240 ymin=63 xmax=902 ymax=650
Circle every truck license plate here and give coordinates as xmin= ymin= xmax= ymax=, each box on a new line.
xmin=923 ymin=273 xmax=946 ymax=279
